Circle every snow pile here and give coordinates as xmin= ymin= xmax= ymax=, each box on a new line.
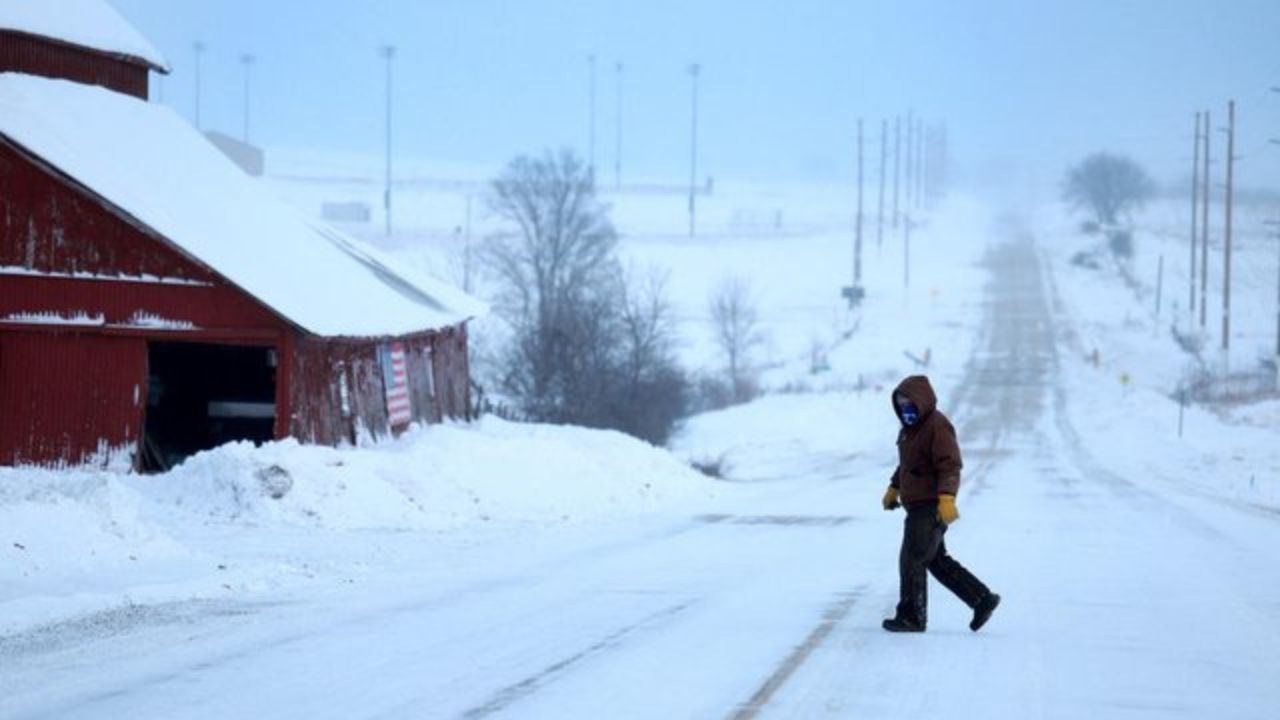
xmin=671 ymin=392 xmax=896 ymax=484
xmin=0 ymin=472 xmax=185 ymax=581
xmin=0 ymin=469 xmax=195 ymax=633
xmin=150 ymin=417 xmax=720 ymax=530
xmin=0 ymin=417 xmax=723 ymax=633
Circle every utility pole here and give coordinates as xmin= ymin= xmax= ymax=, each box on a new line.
xmin=687 ymin=63 xmax=700 ymax=238
xmin=1272 ymin=87 xmax=1280 ymax=359
xmin=381 ymin=44 xmax=396 ymax=238
xmin=240 ymin=53 xmax=254 ymax=143
xmin=614 ymin=61 xmax=623 ymax=189
xmin=904 ymin=215 xmax=913 ymax=290
xmin=855 ymin=117 xmax=864 ymax=286
xmin=193 ymin=41 xmax=204 ymax=130
xmin=893 ymin=115 xmax=901 ymax=229
xmin=1189 ymin=112 xmax=1200 ymax=319
xmin=1200 ymin=108 xmax=1210 ymax=329
xmin=587 ymin=54 xmax=597 ymax=178
xmin=926 ymin=122 xmax=936 ymax=206
xmin=877 ymin=118 xmax=887 ymax=252
xmin=1266 ymin=220 xmax=1280 ymax=359
xmin=1221 ymin=99 xmax=1235 ymax=352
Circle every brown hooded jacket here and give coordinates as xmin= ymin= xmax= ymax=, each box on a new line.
xmin=889 ymin=375 xmax=962 ymax=507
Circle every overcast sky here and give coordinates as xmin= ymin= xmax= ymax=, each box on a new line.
xmin=113 ymin=0 xmax=1280 ymax=191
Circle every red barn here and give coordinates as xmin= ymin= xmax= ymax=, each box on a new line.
xmin=0 ymin=4 xmax=486 ymax=471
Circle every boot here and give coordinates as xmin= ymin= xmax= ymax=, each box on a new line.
xmin=970 ymin=593 xmax=1001 ymax=632
xmin=882 ymin=616 xmax=925 ymax=633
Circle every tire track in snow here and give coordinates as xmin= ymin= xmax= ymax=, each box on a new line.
xmin=458 ymin=600 xmax=696 ymax=719
xmin=728 ymin=587 xmax=864 ymax=720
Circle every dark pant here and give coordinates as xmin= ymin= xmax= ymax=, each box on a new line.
xmin=896 ymin=502 xmax=990 ymax=626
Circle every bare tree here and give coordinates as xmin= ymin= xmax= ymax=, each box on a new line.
xmin=482 ymin=149 xmax=617 ymax=420
xmin=1062 ymin=152 xmax=1155 ymax=227
xmin=482 ymin=150 xmax=687 ymax=441
xmin=614 ymin=267 xmax=688 ymax=443
xmin=709 ymin=276 xmax=764 ymax=403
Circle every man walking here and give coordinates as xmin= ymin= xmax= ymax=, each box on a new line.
xmin=881 ymin=375 xmax=1000 ymax=633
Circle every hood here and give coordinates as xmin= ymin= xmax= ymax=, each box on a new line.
xmin=892 ymin=375 xmax=938 ymax=426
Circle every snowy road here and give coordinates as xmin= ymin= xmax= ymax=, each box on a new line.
xmin=4 ymin=234 xmax=1279 ymax=719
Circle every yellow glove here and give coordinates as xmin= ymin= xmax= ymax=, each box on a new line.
xmin=938 ymin=494 xmax=959 ymax=524
xmin=882 ymin=486 xmax=900 ymax=511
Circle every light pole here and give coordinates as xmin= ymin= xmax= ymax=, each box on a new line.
xmin=240 ymin=53 xmax=254 ymax=143
xmin=380 ymin=44 xmax=396 ymax=238
xmin=687 ymin=62 xmax=700 ymax=238
xmin=193 ymin=41 xmax=205 ymax=129
xmin=1200 ymin=108 xmax=1210 ymax=329
xmin=614 ymin=61 xmax=623 ymax=189
xmin=892 ymin=115 xmax=901 ymax=229
xmin=1190 ymin=111 xmax=1200 ymax=321
xmin=587 ymin=54 xmax=597 ymax=178
xmin=877 ymin=118 xmax=886 ymax=252
xmin=855 ymin=117 xmax=863 ymax=287
xmin=1221 ymin=99 xmax=1235 ymax=353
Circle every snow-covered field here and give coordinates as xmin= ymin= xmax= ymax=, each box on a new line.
xmin=3 ymin=152 xmax=1279 ymax=718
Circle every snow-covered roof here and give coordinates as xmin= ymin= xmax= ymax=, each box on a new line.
xmin=0 ymin=0 xmax=169 ymax=72
xmin=0 ymin=74 xmax=487 ymax=338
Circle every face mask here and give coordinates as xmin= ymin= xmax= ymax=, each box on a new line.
xmin=898 ymin=400 xmax=920 ymax=426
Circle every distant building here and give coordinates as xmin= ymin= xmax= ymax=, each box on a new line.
xmin=322 ymin=201 xmax=373 ymax=224
xmin=0 ymin=1 xmax=486 ymax=470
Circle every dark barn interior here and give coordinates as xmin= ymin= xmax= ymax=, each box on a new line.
xmin=142 ymin=341 xmax=277 ymax=472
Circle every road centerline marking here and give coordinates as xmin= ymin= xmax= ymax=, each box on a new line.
xmin=729 ymin=587 xmax=864 ymax=720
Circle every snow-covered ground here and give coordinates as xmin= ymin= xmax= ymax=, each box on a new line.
xmin=3 ymin=152 xmax=1279 ymax=718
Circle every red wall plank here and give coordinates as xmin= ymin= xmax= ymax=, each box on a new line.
xmin=0 ymin=31 xmax=150 ymax=99
xmin=0 ymin=331 xmax=146 ymax=467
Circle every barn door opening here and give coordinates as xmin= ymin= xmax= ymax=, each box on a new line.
xmin=141 ymin=341 xmax=277 ymax=472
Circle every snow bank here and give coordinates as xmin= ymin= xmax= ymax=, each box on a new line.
xmin=150 ymin=417 xmax=719 ymax=530
xmin=1041 ymin=199 xmax=1280 ymax=509
xmin=0 ymin=418 xmax=722 ymax=633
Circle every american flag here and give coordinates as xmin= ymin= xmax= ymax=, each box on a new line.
xmin=382 ymin=342 xmax=412 ymax=427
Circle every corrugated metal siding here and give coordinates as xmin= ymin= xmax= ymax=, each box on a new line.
xmin=1 ymin=127 xmax=476 ymax=466
xmin=1 ymin=274 xmax=287 ymax=337
xmin=403 ymin=338 xmax=439 ymax=424
xmin=432 ymin=325 xmax=472 ymax=421
xmin=1 ymin=140 xmax=288 ymax=336
xmin=288 ymin=327 xmax=473 ymax=445
xmin=0 ymin=141 xmax=212 ymax=281
xmin=0 ymin=331 xmax=145 ymax=467
xmin=0 ymin=30 xmax=149 ymax=99
xmin=0 ymin=131 xmax=295 ymax=467
xmin=288 ymin=339 xmax=388 ymax=445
